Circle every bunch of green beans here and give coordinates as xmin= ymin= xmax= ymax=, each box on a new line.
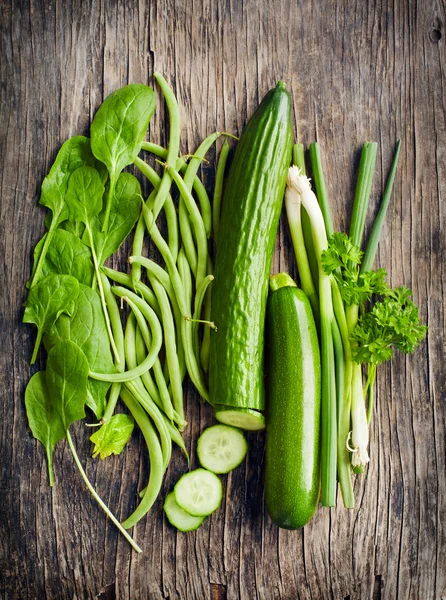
xmin=95 ymin=73 xmax=232 ymax=529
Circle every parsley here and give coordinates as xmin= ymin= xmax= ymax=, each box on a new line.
xmin=351 ymin=286 xmax=427 ymax=365
xmin=322 ymin=232 xmax=388 ymax=306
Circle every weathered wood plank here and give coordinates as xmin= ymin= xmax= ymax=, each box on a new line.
xmin=0 ymin=0 xmax=444 ymax=598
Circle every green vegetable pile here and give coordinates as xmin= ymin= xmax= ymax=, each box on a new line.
xmin=23 ymin=75 xmax=427 ymax=548
xmin=24 ymin=75 xmax=233 ymax=551
xmin=285 ymin=142 xmax=427 ymax=509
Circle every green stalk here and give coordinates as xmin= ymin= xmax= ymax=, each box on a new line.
xmin=66 ymin=430 xmax=142 ymax=552
xmin=361 ymin=140 xmax=401 ymax=272
xmin=349 ymin=142 xmax=378 ymax=249
xmin=309 ymin=143 xmax=334 ymax=237
xmin=287 ymin=144 xmax=319 ymax=325
xmin=292 ymin=145 xmax=319 ymax=293
xmin=287 ymin=166 xmax=337 ymax=507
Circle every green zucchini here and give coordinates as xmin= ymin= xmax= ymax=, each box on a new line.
xmin=209 ymin=81 xmax=293 ymax=415
xmin=265 ymin=273 xmax=321 ymax=529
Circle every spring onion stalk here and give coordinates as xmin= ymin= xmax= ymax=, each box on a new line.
xmin=286 ymin=166 xmax=337 ymax=507
xmin=309 ymin=143 xmax=334 ymax=237
xmin=292 ymin=145 xmax=319 ymax=294
xmin=347 ymin=364 xmax=370 ymax=468
xmin=361 ymin=140 xmax=401 ymax=272
xmin=287 ymin=145 xmax=320 ymax=326
xmin=349 ymin=142 xmax=378 ymax=249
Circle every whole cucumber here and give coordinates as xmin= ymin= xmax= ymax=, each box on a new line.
xmin=265 ymin=273 xmax=321 ymax=529
xmin=209 ymin=81 xmax=293 ymax=416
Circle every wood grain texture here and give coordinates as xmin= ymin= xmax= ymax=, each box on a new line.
xmin=1 ymin=0 xmax=445 ymax=598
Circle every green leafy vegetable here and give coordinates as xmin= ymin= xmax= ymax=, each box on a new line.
xmin=322 ymin=232 xmax=388 ymax=305
xmin=90 ymin=84 xmax=155 ymax=232
xmin=30 ymin=136 xmax=106 ymax=287
xmin=90 ymin=414 xmax=134 ymax=459
xmin=351 ymin=286 xmax=427 ymax=365
xmin=90 ymin=172 xmax=141 ymax=265
xmin=23 ymin=274 xmax=79 ymax=364
xmin=46 ymin=339 xmax=90 ymax=429
xmin=65 ymin=166 xmax=120 ymax=362
xmin=31 ymin=229 xmax=94 ymax=286
xmin=24 ymin=371 xmax=65 ymax=486
xmin=45 ymin=283 xmax=115 ymax=419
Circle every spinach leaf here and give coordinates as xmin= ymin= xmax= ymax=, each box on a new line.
xmin=24 ymin=371 xmax=65 ymax=486
xmin=65 ymin=166 xmax=120 ymax=363
xmin=46 ymin=340 xmax=90 ymax=430
xmin=23 ymin=274 xmax=79 ymax=364
xmin=90 ymin=173 xmax=141 ymax=265
xmin=90 ymin=414 xmax=134 ymax=459
xmin=46 ymin=283 xmax=114 ymax=419
xmin=30 ymin=136 xmax=106 ymax=287
xmin=90 ymin=84 xmax=155 ymax=232
xmin=30 ymin=229 xmax=94 ymax=286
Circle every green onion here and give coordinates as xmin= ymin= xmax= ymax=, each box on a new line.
xmin=361 ymin=140 xmax=401 ymax=272
xmin=349 ymin=142 xmax=378 ymax=249
xmin=286 ymin=166 xmax=337 ymax=507
xmin=309 ymin=142 xmax=334 ymax=237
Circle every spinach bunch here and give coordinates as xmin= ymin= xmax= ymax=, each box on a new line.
xmin=23 ymin=84 xmax=155 ymax=552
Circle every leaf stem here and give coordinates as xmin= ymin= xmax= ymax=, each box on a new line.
xmin=66 ymin=429 xmax=142 ymax=553
xmin=86 ymin=224 xmax=120 ymax=363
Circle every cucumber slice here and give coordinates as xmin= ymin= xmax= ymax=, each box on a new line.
xmin=174 ymin=468 xmax=222 ymax=516
xmin=214 ymin=406 xmax=266 ymax=431
xmin=197 ymin=425 xmax=248 ymax=474
xmin=163 ymin=492 xmax=205 ymax=532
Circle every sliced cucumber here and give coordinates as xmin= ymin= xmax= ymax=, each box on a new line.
xmin=174 ymin=468 xmax=222 ymax=517
xmin=163 ymin=492 xmax=205 ymax=532
xmin=214 ymin=406 xmax=266 ymax=431
xmin=197 ymin=424 xmax=248 ymax=474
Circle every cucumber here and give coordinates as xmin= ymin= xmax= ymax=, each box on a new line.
xmin=214 ymin=406 xmax=266 ymax=431
xmin=174 ymin=468 xmax=222 ymax=517
xmin=265 ymin=273 xmax=321 ymax=529
xmin=209 ymin=81 xmax=293 ymax=415
xmin=197 ymin=425 xmax=248 ymax=473
xmin=163 ymin=492 xmax=205 ymax=532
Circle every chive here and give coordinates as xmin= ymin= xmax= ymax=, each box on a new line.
xmin=361 ymin=140 xmax=401 ymax=272
xmin=309 ymin=143 xmax=334 ymax=237
xmin=349 ymin=142 xmax=378 ymax=248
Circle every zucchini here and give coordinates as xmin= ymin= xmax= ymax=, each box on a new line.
xmin=209 ymin=81 xmax=293 ymax=414
xmin=265 ymin=273 xmax=321 ymax=529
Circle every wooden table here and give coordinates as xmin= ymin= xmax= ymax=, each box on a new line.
xmin=1 ymin=1 xmax=444 ymax=598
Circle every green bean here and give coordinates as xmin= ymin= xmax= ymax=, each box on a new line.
xmin=200 ymin=257 xmax=213 ymax=373
xmin=130 ymin=251 xmax=209 ymax=400
xmin=131 ymin=207 xmax=147 ymax=285
xmin=149 ymin=274 xmax=185 ymax=425
xmin=179 ymin=198 xmax=198 ymax=277
xmin=100 ymin=273 xmax=125 ymax=422
xmin=134 ymin=157 xmax=179 ymax=263
xmin=150 ymin=73 xmax=181 ymax=221
xmin=119 ymin=387 xmax=165 ymax=529
xmin=90 ymin=287 xmax=163 ymax=382
xmin=122 ymin=313 xmax=171 ymax=466
xmin=133 ymin=327 xmax=188 ymax=449
xmin=165 ymin=164 xmax=208 ymax=289
xmin=132 ymin=213 xmax=187 ymax=316
xmin=126 ymin=299 xmax=175 ymax=422
xmin=192 ymin=274 xmax=215 ymax=359
xmin=177 ymin=247 xmax=193 ymax=309
xmin=134 ymin=325 xmax=163 ymax=409
xmin=101 ymin=266 xmax=161 ymax=316
xmin=213 ymin=138 xmax=230 ymax=244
